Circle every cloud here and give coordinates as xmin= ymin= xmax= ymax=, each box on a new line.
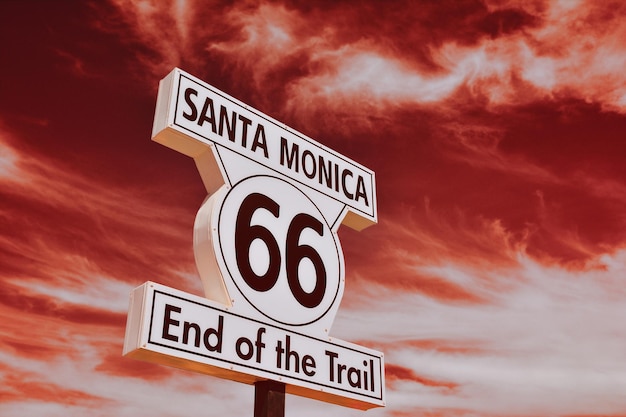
xmin=0 ymin=346 xmax=254 ymax=417
xmin=333 ymin=248 xmax=626 ymax=416
xmin=0 ymin=140 xmax=19 ymax=179
xmin=0 ymin=124 xmax=217 ymax=414
xmin=96 ymin=0 xmax=625 ymax=156
xmin=0 ymin=126 xmax=201 ymax=289
xmin=101 ymin=0 xmax=626 ymax=124
xmin=103 ymin=0 xmax=195 ymax=79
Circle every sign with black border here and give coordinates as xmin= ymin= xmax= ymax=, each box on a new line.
xmin=124 ymin=68 xmax=385 ymax=411
xmin=124 ymin=282 xmax=385 ymax=410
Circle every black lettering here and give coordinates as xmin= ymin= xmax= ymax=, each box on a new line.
xmin=275 ymin=340 xmax=284 ymax=368
xmin=182 ymin=88 xmax=198 ymax=121
xmin=325 ymin=350 xmax=338 ymax=382
xmin=355 ymin=175 xmax=369 ymax=207
xmin=318 ymin=155 xmax=333 ymax=188
xmin=341 ymin=169 xmax=354 ymax=200
xmin=236 ymin=337 xmax=254 ymax=360
xmin=251 ymin=125 xmax=269 ymax=158
xmin=203 ymin=315 xmax=223 ymax=352
xmin=302 ymin=150 xmax=316 ymax=179
xmin=348 ymin=367 xmax=362 ymax=388
xmin=238 ymin=114 xmax=252 ymax=147
xmin=218 ymin=105 xmax=237 ymax=141
xmin=182 ymin=321 xmax=201 ymax=347
xmin=284 ymin=335 xmax=299 ymax=373
xmin=162 ymin=304 xmax=181 ymax=342
xmin=198 ymin=97 xmax=217 ymax=133
xmin=338 ymin=363 xmax=347 ymax=384
xmin=280 ymin=137 xmax=299 ymax=171
xmin=363 ymin=360 xmax=369 ymax=391
xmin=302 ymin=355 xmax=316 ymax=377
xmin=254 ymin=327 xmax=266 ymax=363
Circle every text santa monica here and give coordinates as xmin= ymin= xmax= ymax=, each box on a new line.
xmin=181 ymin=87 xmax=371 ymax=208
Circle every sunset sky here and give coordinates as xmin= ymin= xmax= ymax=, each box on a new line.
xmin=2 ymin=0 xmax=626 ymax=416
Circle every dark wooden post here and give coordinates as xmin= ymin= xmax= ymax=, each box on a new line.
xmin=254 ymin=380 xmax=286 ymax=417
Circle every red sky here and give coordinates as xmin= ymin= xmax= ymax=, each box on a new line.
xmin=2 ymin=0 xmax=626 ymax=416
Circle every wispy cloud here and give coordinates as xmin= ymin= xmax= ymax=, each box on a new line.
xmin=335 ymin=249 xmax=626 ymax=415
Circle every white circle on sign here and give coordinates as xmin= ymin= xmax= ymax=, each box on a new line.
xmin=216 ymin=175 xmax=343 ymax=327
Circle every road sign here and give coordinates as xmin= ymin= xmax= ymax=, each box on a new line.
xmin=124 ymin=68 xmax=385 ymax=410
xmin=124 ymin=282 xmax=384 ymax=409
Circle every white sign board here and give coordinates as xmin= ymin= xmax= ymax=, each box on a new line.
xmin=124 ymin=282 xmax=384 ymax=409
xmin=151 ymin=68 xmax=377 ymax=231
xmin=124 ymin=68 xmax=385 ymax=410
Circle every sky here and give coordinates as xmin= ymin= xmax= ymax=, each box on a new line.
xmin=1 ymin=0 xmax=626 ymax=416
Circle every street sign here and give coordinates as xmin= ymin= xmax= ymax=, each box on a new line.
xmin=124 ymin=282 xmax=384 ymax=409
xmin=124 ymin=68 xmax=385 ymax=410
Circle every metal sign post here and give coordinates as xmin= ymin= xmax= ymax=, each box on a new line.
xmin=123 ymin=68 xmax=385 ymax=414
xmin=254 ymin=381 xmax=285 ymax=417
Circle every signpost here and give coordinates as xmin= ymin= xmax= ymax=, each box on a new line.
xmin=124 ymin=68 xmax=385 ymax=413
